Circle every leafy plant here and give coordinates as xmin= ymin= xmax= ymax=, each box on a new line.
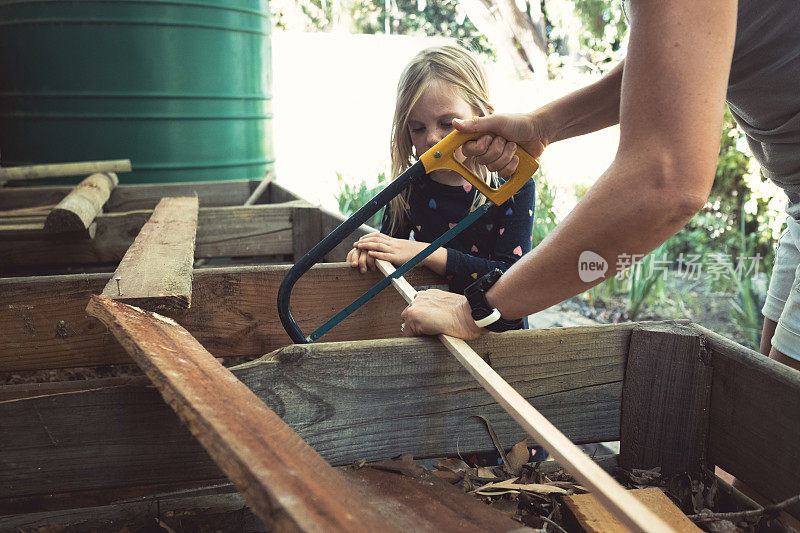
xmin=532 ymin=173 xmax=557 ymax=247
xmin=625 ymin=244 xmax=668 ymax=320
xmin=335 ymin=171 xmax=388 ymax=229
xmin=726 ymin=207 xmax=769 ymax=348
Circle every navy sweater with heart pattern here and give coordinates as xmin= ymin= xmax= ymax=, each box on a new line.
xmin=381 ymin=176 xmax=536 ymax=294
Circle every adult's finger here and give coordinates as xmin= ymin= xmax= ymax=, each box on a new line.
xmin=498 ymin=154 xmax=520 ymax=179
xmin=453 ymin=115 xmax=505 ymax=135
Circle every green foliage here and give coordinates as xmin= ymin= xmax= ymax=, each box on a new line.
xmin=336 ymin=172 xmax=388 ymax=229
xmin=583 ymin=245 xmax=668 ymax=320
xmin=625 ymin=244 xmax=668 ymax=320
xmin=725 ymin=209 xmax=768 ymax=348
xmin=532 ymin=173 xmax=557 ymax=246
xmin=273 ymin=0 xmax=492 ymax=57
xmin=571 ymin=0 xmax=628 ymax=70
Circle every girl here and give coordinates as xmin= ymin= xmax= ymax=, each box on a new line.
xmin=347 ymin=45 xmax=536 ymax=299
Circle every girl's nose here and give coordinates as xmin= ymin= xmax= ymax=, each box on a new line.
xmin=426 ymin=130 xmax=442 ymax=151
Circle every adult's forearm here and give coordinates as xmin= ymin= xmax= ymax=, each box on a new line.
xmin=485 ymin=155 xmax=703 ymax=320
xmin=536 ymin=61 xmax=624 ymax=145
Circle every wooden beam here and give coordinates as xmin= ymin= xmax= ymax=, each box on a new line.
xmin=43 ymin=172 xmax=119 ymax=234
xmin=1 ymin=467 xmax=523 ymax=533
xmin=291 ymin=203 xmax=323 ymax=260
xmin=696 ymin=324 xmax=800 ymax=519
xmin=0 ymin=324 xmax=630 ymax=508
xmin=0 ymin=159 xmax=131 ymax=181
xmin=193 ymin=174 xmax=276 ymax=267
xmin=101 ymin=197 xmax=199 ymax=312
xmin=85 ymin=295 xmax=394 ymax=532
xmin=619 ymin=323 xmax=713 ymax=476
xmin=0 ymin=264 xmax=444 ymax=371
xmin=374 ymin=260 xmax=673 ymax=533
xmin=0 ymin=179 xmax=285 ymax=212
xmin=0 ymin=203 xmax=297 ymax=271
xmin=562 ymin=487 xmax=701 ymax=532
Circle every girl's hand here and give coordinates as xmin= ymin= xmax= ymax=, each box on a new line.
xmin=351 ymin=232 xmax=428 ymax=272
xmin=454 ymin=112 xmax=548 ymax=173
xmin=346 ymin=245 xmax=376 ymax=273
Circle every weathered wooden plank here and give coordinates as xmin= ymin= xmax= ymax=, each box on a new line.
xmin=0 ymin=204 xmax=295 ymax=271
xmin=0 ymin=324 xmax=631 ymax=509
xmin=0 ymin=159 xmax=131 ymax=181
xmin=619 ymin=323 xmax=713 ymax=476
xmin=0 ymin=489 xmax=264 ymax=532
xmin=340 ymin=465 xmax=523 ymax=532
xmin=101 ymin=197 xmax=198 ymax=312
xmin=86 ymin=295 xmax=394 ymax=532
xmin=43 ymin=173 xmax=119 ymax=234
xmin=696 ymin=324 xmax=800 ymax=519
xmin=0 ymin=264 xmax=443 ymax=371
xmin=1 ymin=467 xmax=523 ymax=533
xmin=0 ymin=179 xmax=275 ymax=212
xmin=291 ymin=203 xmax=323 ymax=260
xmin=562 ymin=487 xmax=700 ymax=532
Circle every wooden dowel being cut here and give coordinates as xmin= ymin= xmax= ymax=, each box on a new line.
xmin=374 ymin=258 xmax=676 ymax=533
xmin=0 ymin=159 xmax=131 ymax=181
xmin=44 ymin=172 xmax=119 ymax=235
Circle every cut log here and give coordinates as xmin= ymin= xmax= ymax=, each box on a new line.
xmin=101 ymin=197 xmax=198 ymax=312
xmin=43 ymin=172 xmax=119 ymax=234
xmin=84 ymin=295 xmax=395 ymax=533
xmin=0 ymin=159 xmax=131 ymax=181
xmin=562 ymin=487 xmax=700 ymax=532
xmin=375 ymin=259 xmax=675 ymax=533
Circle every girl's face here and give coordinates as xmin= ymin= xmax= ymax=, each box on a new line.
xmin=408 ymin=81 xmax=478 ymax=182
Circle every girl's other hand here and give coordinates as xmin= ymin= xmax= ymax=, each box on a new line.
xmin=454 ymin=112 xmax=547 ymax=167
xmin=353 ymin=232 xmax=428 ymax=269
xmin=346 ymin=245 xmax=376 ymax=273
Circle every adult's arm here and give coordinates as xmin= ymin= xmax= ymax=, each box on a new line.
xmin=401 ymin=0 xmax=737 ymax=338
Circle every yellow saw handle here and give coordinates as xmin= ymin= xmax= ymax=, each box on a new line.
xmin=418 ymin=129 xmax=539 ymax=205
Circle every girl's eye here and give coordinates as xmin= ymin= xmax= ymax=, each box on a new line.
xmin=440 ymin=122 xmax=454 ymax=130
xmin=410 ymin=126 xmax=425 ymax=134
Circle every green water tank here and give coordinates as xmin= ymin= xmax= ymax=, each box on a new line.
xmin=0 ymin=0 xmax=274 ymax=183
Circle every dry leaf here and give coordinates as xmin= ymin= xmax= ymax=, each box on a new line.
xmin=506 ymin=439 xmax=530 ymax=475
xmin=474 ymin=489 xmax=520 ymax=496
xmin=476 ymin=466 xmax=497 ymax=479
xmin=473 ymin=480 xmax=570 ymax=496
xmin=435 ymin=457 xmax=470 ymax=473
xmin=431 ymin=470 xmax=462 ymax=483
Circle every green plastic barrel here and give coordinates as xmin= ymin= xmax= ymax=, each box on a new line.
xmin=0 ymin=0 xmax=274 ymax=183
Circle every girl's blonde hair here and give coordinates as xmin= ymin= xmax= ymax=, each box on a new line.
xmin=387 ymin=45 xmax=500 ymax=236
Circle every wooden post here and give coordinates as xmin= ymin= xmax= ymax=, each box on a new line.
xmin=619 ymin=323 xmax=713 ymax=476
xmin=43 ymin=172 xmax=119 ymax=235
xmin=85 ymin=295 xmax=396 ymax=533
xmin=374 ymin=259 xmax=676 ymax=533
xmin=101 ymin=197 xmax=198 ymax=312
xmin=0 ymin=159 xmax=131 ymax=181
xmin=291 ymin=203 xmax=322 ymax=261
